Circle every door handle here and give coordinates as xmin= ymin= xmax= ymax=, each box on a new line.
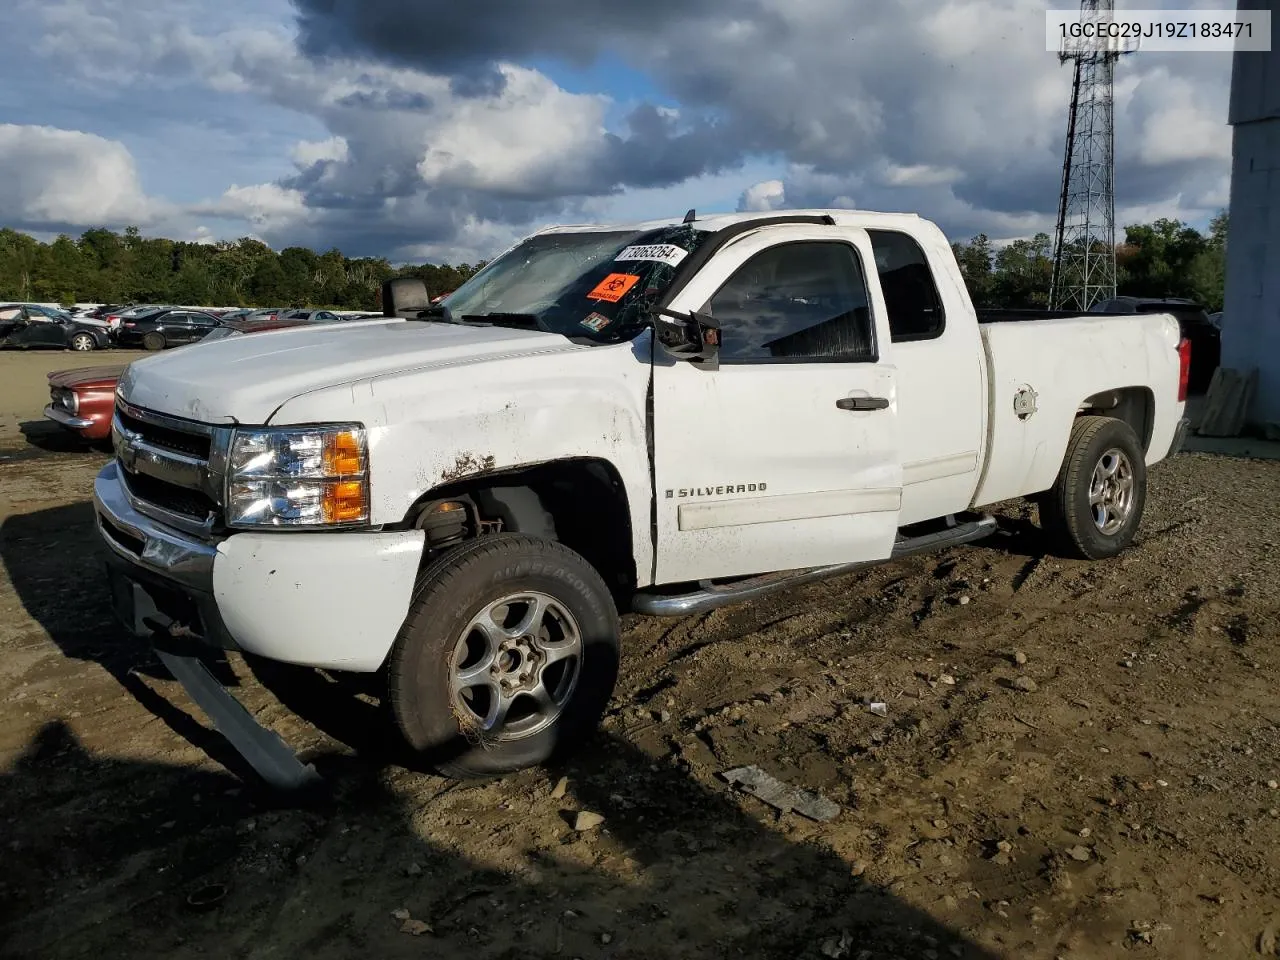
xmin=836 ymin=396 xmax=890 ymax=411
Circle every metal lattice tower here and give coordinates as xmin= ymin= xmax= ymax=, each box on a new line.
xmin=1049 ymin=0 xmax=1135 ymax=311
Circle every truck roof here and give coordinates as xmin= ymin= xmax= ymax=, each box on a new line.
xmin=538 ymin=209 xmax=925 ymax=236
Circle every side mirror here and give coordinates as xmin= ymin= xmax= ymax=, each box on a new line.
xmin=382 ymin=277 xmax=431 ymax=318
xmin=652 ymin=308 xmax=720 ymax=368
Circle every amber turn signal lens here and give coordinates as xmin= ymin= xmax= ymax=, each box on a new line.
xmin=323 ymin=430 xmax=365 ymax=476
xmin=322 ymin=480 xmax=369 ymax=524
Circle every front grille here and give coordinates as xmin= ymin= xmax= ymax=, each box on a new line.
xmin=121 ymin=468 xmax=217 ymax=522
xmin=114 ymin=400 xmax=225 ymax=534
xmin=117 ymin=407 xmax=212 ymax=459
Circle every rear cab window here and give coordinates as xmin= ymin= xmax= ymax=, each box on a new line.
xmin=867 ymin=230 xmax=946 ymax=343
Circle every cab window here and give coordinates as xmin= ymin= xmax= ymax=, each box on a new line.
xmin=701 ymin=241 xmax=876 ymax=364
xmin=867 ymin=230 xmax=945 ymax=342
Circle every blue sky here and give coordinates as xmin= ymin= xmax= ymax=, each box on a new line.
xmin=0 ymin=0 xmax=1236 ymax=263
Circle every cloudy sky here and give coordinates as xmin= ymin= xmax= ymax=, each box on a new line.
xmin=0 ymin=0 xmax=1234 ymax=263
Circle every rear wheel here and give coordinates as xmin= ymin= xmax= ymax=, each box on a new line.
xmin=387 ymin=534 xmax=620 ymax=779
xmin=142 ymin=332 xmax=166 ymax=351
xmin=70 ymin=333 xmax=96 ymax=352
xmin=1039 ymin=415 xmax=1147 ymax=560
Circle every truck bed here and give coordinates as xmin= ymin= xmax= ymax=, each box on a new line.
xmin=970 ymin=311 xmax=1184 ymax=509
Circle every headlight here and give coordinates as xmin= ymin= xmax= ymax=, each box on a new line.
xmin=55 ymin=389 xmax=78 ymax=414
xmin=226 ymin=424 xmax=369 ymax=528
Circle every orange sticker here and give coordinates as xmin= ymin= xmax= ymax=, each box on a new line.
xmin=587 ymin=273 xmax=641 ymax=302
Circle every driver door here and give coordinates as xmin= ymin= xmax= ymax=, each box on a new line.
xmin=20 ymin=309 xmax=65 ymax=347
xmin=652 ymin=225 xmax=902 ymax=584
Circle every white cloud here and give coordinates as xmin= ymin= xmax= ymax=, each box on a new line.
xmin=201 ymin=183 xmax=309 ymax=227
xmin=0 ymin=124 xmax=162 ymax=228
xmin=881 ymin=164 xmax=963 ymax=188
xmin=10 ymin=0 xmax=1235 ymax=260
xmin=738 ymin=179 xmax=786 ymax=212
xmin=413 ymin=66 xmax=610 ymax=196
xmin=291 ymin=136 xmax=349 ymax=168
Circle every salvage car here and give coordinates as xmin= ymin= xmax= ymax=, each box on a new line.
xmin=45 ymin=315 xmax=344 ymax=442
xmin=92 ymin=210 xmax=1191 ymax=784
xmin=114 ymin=308 xmax=223 ymax=350
xmin=44 ymin=365 xmax=129 ymax=442
xmin=0 ymin=304 xmax=113 ymax=351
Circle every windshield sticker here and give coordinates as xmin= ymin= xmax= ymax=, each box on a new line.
xmin=615 ymin=244 xmax=689 ymax=268
xmin=588 ymin=273 xmax=641 ymax=302
xmin=580 ymin=312 xmax=612 ymax=333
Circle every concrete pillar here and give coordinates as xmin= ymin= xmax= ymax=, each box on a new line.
xmin=1222 ymin=0 xmax=1280 ymax=426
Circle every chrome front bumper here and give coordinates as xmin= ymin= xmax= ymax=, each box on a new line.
xmin=44 ymin=403 xmax=94 ymax=430
xmin=93 ymin=460 xmax=231 ymax=646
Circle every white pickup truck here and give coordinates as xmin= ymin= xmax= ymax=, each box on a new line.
xmin=94 ymin=210 xmax=1191 ymax=783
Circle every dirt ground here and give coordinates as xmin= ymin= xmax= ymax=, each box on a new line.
xmin=1 ymin=348 xmax=1279 ymax=960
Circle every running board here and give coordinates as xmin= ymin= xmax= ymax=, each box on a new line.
xmin=631 ymin=514 xmax=999 ymax=617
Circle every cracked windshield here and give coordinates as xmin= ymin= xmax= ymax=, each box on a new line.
xmin=440 ymin=225 xmax=712 ymax=342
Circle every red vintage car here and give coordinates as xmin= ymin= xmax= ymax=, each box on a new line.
xmin=44 ymin=365 xmax=126 ymax=441
xmin=43 ymin=315 xmax=344 ymax=443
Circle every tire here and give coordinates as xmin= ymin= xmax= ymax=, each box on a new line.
xmin=141 ymin=332 xmax=166 ymax=351
xmin=1039 ymin=415 xmax=1147 ymax=560
xmin=387 ymin=534 xmax=620 ymax=779
xmin=70 ymin=333 xmax=96 ymax=352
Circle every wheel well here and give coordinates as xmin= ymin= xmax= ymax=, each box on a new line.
xmin=1077 ymin=387 xmax=1155 ymax=453
xmin=400 ymin=459 xmax=637 ymax=601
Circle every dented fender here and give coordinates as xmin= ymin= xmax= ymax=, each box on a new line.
xmin=267 ymin=333 xmax=657 ymax=584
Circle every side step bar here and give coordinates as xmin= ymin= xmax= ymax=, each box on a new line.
xmin=631 ymin=514 xmax=999 ymax=617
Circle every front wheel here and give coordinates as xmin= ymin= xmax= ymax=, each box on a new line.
xmin=1039 ymin=415 xmax=1147 ymax=560
xmin=387 ymin=534 xmax=620 ymax=779
xmin=141 ymin=332 xmax=166 ymax=351
xmin=70 ymin=333 xmax=97 ymax=351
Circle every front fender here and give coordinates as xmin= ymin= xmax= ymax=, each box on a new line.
xmin=267 ymin=337 xmax=656 ymax=583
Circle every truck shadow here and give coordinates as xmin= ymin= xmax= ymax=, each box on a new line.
xmin=0 ymin=499 xmax=1065 ymax=790
xmin=2 ymin=501 xmax=1011 ymax=957
xmin=0 ymin=501 xmax=259 ymax=782
xmin=0 ymin=719 xmax=1005 ymax=960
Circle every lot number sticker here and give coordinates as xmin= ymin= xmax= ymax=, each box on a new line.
xmin=588 ymin=273 xmax=641 ymax=302
xmin=615 ymin=244 xmax=689 ymax=268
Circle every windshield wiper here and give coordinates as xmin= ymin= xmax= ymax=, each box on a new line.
xmin=460 ymin=313 xmax=548 ymax=332
xmin=409 ymin=304 xmax=459 ymax=323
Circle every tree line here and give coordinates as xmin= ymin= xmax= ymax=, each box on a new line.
xmin=950 ymin=211 xmax=1228 ymax=312
xmin=0 ymin=226 xmax=482 ymax=310
xmin=1 ymin=212 xmax=1229 ymax=313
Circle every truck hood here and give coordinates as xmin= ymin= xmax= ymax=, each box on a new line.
xmin=116 ymin=319 xmax=585 ymax=424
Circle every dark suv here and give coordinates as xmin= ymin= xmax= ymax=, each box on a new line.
xmin=1090 ymin=297 xmax=1221 ymax=393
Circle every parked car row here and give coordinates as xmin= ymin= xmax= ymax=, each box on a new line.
xmin=3 ymin=302 xmax=383 ymax=353
xmin=42 ymin=312 xmax=359 ymax=442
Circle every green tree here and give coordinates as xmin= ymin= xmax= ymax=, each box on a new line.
xmin=990 ymin=232 xmax=1054 ymax=308
xmin=952 ymin=234 xmax=995 ymax=306
xmin=248 ymin=256 xmax=288 ymax=304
